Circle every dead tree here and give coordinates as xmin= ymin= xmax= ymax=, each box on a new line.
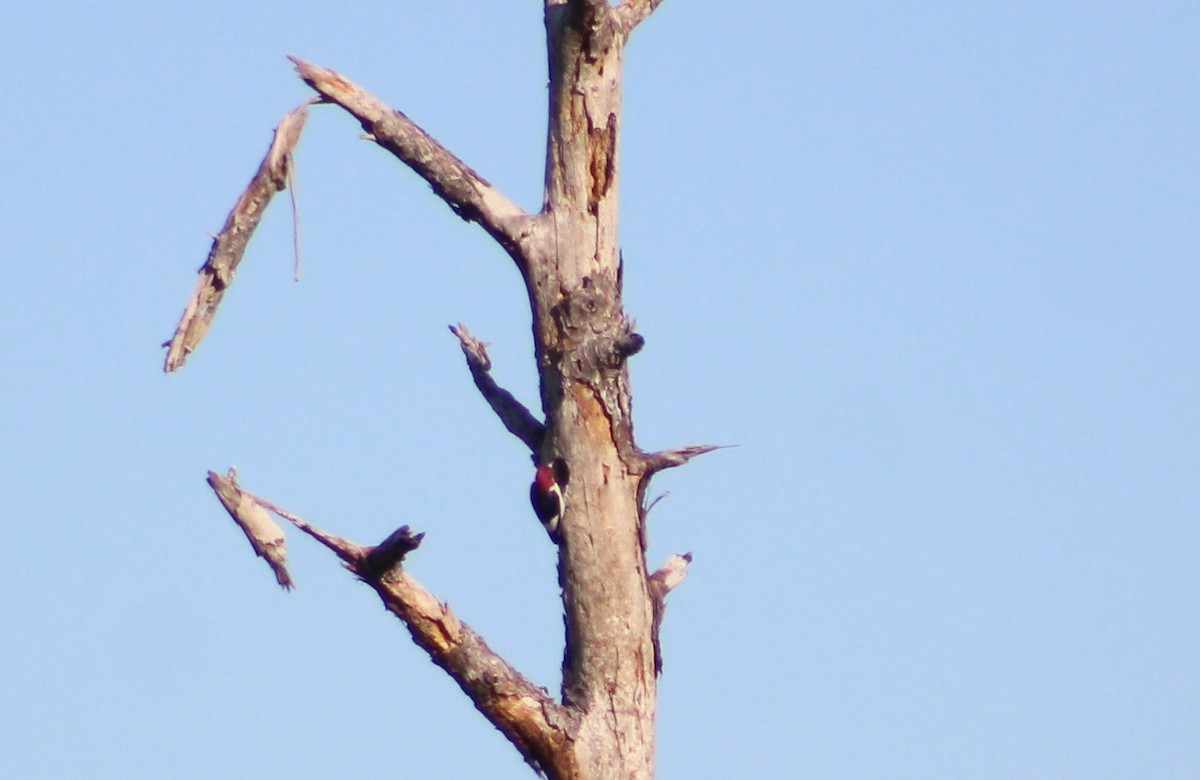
xmin=165 ymin=3 xmax=719 ymax=778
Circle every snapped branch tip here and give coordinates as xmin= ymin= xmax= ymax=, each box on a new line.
xmin=642 ymin=443 xmax=735 ymax=473
xmin=650 ymin=552 xmax=693 ymax=596
xmin=206 ymin=468 xmax=294 ymax=590
xmin=364 ymin=524 xmax=425 ymax=578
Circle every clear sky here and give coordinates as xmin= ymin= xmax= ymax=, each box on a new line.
xmin=2 ymin=3 xmax=1197 ymax=778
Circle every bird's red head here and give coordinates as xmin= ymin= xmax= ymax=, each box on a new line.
xmin=534 ymin=463 xmax=555 ymax=491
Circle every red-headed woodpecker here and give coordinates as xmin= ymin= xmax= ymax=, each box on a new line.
xmin=530 ymin=462 xmax=564 ymax=543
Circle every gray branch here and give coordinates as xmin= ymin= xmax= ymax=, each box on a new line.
xmin=450 ymin=324 xmax=546 ymax=453
xmin=221 ymin=474 xmax=578 ymax=778
xmin=289 ymin=57 xmax=535 ymax=266
xmin=163 ymin=101 xmax=312 ymax=372
xmin=641 ymin=444 xmax=734 ymax=474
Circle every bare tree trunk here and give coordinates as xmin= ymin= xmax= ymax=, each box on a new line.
xmin=165 ymin=3 xmax=716 ymax=778
xmin=536 ymin=4 xmax=654 ymax=777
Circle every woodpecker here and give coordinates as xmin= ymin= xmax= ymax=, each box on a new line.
xmin=530 ymin=461 xmax=565 ymax=543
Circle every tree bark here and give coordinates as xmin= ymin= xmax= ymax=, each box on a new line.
xmin=167 ymin=3 xmax=717 ymax=779
xmin=535 ymin=5 xmax=656 ymax=777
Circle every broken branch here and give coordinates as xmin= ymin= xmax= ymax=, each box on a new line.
xmin=641 ymin=444 xmax=734 ymax=474
xmin=648 ymin=552 xmax=692 ymax=674
xmin=361 ymin=564 xmax=577 ymax=777
xmin=450 ymin=323 xmax=545 ymax=452
xmin=363 ymin=524 xmax=425 ymax=577
xmin=207 ymin=468 xmax=294 ymax=590
xmin=288 ymin=56 xmax=533 ymax=261
xmin=217 ymin=473 xmax=575 ymax=776
xmin=163 ymin=101 xmax=312 ymax=372
xmin=648 ymin=552 xmax=692 ymax=598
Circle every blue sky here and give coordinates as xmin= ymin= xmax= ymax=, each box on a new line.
xmin=2 ymin=3 xmax=1197 ymax=778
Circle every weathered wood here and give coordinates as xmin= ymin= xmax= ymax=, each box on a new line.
xmin=207 ymin=468 xmax=293 ymax=590
xmin=229 ymin=476 xmax=579 ymax=777
xmin=450 ymin=324 xmax=546 ymax=453
xmin=288 ymin=56 xmax=536 ymax=266
xmin=163 ymin=102 xmax=310 ymax=372
xmin=532 ymin=5 xmax=658 ymax=777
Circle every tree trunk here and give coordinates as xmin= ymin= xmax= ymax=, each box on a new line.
xmin=536 ymin=5 xmax=656 ymax=777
